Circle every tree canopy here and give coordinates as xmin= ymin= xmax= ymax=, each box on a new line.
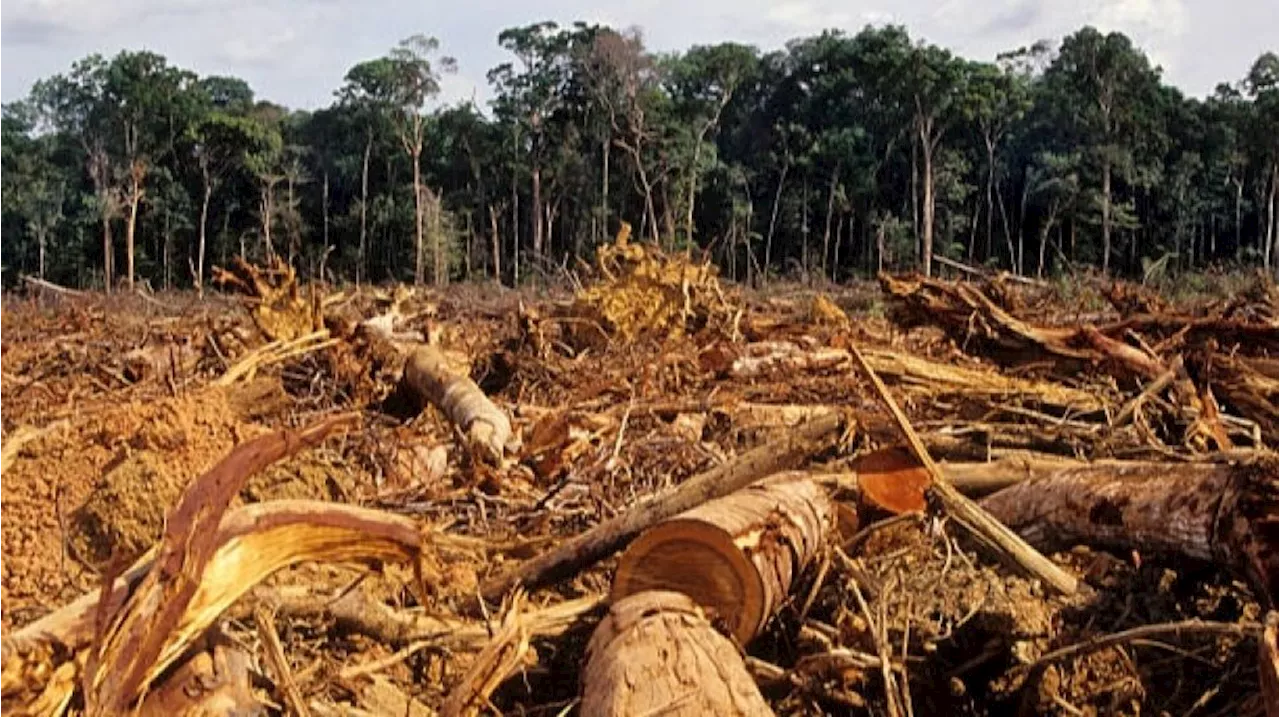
xmin=3 ymin=26 xmax=1277 ymax=289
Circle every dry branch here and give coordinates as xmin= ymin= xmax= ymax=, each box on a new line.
xmin=440 ymin=590 xmax=533 ymax=717
xmin=612 ymin=474 xmax=835 ymax=646
xmin=580 ymin=590 xmax=774 ymax=717
xmin=480 ymin=411 xmax=847 ymax=601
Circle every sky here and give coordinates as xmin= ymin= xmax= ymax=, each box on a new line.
xmin=2 ymin=0 xmax=1277 ymax=111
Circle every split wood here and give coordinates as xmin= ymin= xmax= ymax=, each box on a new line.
xmin=847 ymin=340 xmax=1084 ymax=596
xmin=480 ymin=411 xmax=848 ymax=601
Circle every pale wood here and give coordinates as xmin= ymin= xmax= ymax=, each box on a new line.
xmin=612 ymin=474 xmax=835 ymax=645
xmin=580 ymin=591 xmax=774 ymax=717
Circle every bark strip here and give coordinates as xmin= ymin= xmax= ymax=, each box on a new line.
xmin=581 ymin=591 xmax=774 ymax=717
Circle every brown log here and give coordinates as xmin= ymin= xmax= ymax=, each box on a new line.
xmin=480 ymin=411 xmax=846 ymax=601
xmin=612 ymin=475 xmax=834 ymax=646
xmin=580 ymin=591 xmax=774 ymax=717
xmin=1263 ymin=611 xmax=1278 ymax=717
xmin=402 ymin=343 xmax=516 ymax=464
xmin=979 ymin=455 xmax=1279 ymax=607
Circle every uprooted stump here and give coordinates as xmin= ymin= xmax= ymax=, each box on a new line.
xmin=581 ymin=590 xmax=774 ymax=717
xmin=980 ymin=454 xmax=1280 ymax=607
xmin=612 ymin=474 xmax=835 ymax=646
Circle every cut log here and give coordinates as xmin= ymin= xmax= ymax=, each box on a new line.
xmin=979 ymin=455 xmax=1279 ymax=607
xmin=362 ymin=309 xmax=516 ymax=466
xmin=581 ymin=590 xmax=774 ymax=717
xmin=479 ymin=411 xmax=846 ymax=601
xmin=611 ymin=475 xmax=835 ymax=646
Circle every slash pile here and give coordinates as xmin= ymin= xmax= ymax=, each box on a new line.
xmin=2 ymin=250 xmax=1276 ymax=716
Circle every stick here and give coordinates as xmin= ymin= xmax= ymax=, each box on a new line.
xmin=479 ymin=411 xmax=847 ymax=601
xmin=255 ymin=609 xmax=311 ymax=717
xmin=847 ymin=341 xmax=1083 ymax=596
xmin=1019 ymin=619 xmax=1263 ymax=673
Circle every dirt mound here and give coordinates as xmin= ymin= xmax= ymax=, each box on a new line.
xmin=0 ymin=385 xmax=266 ymax=629
xmin=69 ymin=451 xmax=187 ymax=568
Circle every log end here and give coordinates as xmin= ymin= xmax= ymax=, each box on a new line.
xmin=854 ymin=446 xmax=930 ymax=514
xmin=612 ymin=518 xmax=765 ymax=647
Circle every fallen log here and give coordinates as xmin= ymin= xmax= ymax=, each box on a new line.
xmin=580 ymin=590 xmax=774 ymax=717
xmin=612 ymin=474 xmax=835 ymax=646
xmin=479 ymin=411 xmax=848 ymax=601
xmin=979 ymin=454 xmax=1279 ymax=607
xmin=362 ymin=312 xmax=516 ymax=465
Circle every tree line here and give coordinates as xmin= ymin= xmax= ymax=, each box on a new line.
xmin=3 ymin=23 xmax=1277 ymax=291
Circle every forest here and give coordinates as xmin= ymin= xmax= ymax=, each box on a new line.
xmin=2 ymin=22 xmax=1278 ymax=290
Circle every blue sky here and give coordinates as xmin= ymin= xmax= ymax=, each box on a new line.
xmin=3 ymin=0 xmax=1277 ymax=111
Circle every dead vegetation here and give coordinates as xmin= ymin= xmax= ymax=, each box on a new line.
xmin=2 ymin=233 xmax=1276 ymax=716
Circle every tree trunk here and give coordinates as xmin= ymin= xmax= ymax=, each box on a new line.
xmin=322 ymin=171 xmax=330 ymax=254
xmin=984 ymin=135 xmax=996 ymax=266
xmin=260 ymin=182 xmax=274 ymax=259
xmin=1101 ymin=156 xmax=1112 ymax=274
xmin=821 ymin=166 xmax=838 ymax=279
xmin=125 ymin=173 xmax=143 ymax=292
xmin=1018 ymin=169 xmax=1030 ymax=275
xmin=981 ymin=458 xmax=1277 ymax=607
xmin=996 ymin=170 xmax=1016 ymax=271
xmin=601 ymin=139 xmax=610 ymax=244
xmin=1037 ymin=210 xmax=1057 ymax=279
xmin=358 ymin=131 xmax=372 ymax=284
xmin=531 ymin=163 xmax=543 ymax=259
xmin=581 ymin=591 xmax=774 ymax=717
xmin=764 ymin=160 xmax=789 ymax=277
xmin=1234 ymin=177 xmax=1244 ymax=254
xmin=36 ymin=229 xmax=46 ymax=280
xmin=911 ymin=133 xmax=919 ymax=248
xmin=512 ymin=172 xmax=521 ymax=285
xmin=489 ymin=204 xmax=502 ymax=282
xmin=480 ymin=412 xmax=844 ymax=600
xmin=198 ymin=181 xmax=211 ymax=296
xmin=102 ymin=216 xmax=114 ymax=294
xmin=612 ymin=475 xmax=834 ymax=646
xmin=412 ymin=147 xmax=425 ymax=286
xmin=919 ymin=120 xmax=936 ymax=277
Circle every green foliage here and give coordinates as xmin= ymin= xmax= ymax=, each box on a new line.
xmin=3 ymin=24 xmax=1278 ymax=289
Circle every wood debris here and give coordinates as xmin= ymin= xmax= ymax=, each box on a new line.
xmin=2 ymin=258 xmax=1275 ymax=716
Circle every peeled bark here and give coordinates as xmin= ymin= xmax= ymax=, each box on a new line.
xmin=581 ymin=591 xmax=774 ymax=717
xmin=980 ymin=456 xmax=1278 ymax=607
xmin=612 ymin=475 xmax=834 ymax=646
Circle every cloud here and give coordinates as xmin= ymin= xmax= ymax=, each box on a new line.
xmin=973 ymin=0 xmax=1044 ymax=36
xmin=1 ymin=15 xmax=70 ymax=45
xmin=219 ymin=28 xmax=299 ymax=67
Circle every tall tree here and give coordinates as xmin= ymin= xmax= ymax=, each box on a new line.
xmin=1045 ymin=28 xmax=1162 ymax=273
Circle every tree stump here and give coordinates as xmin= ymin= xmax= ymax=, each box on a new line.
xmin=612 ymin=475 xmax=834 ymax=646
xmin=580 ymin=590 xmax=774 ymax=717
